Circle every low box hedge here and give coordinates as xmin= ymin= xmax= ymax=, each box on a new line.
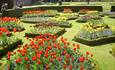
xmin=74 ymin=35 xmax=115 ymax=46
xmin=0 ymin=40 xmax=23 ymax=58
xmin=25 ymin=29 xmax=66 ymax=38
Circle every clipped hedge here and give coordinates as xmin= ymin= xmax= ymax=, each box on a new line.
xmin=111 ymin=6 xmax=115 ymax=12
xmin=0 ymin=40 xmax=23 ymax=58
xmin=25 ymin=29 xmax=66 ymax=38
xmin=74 ymin=35 xmax=115 ymax=46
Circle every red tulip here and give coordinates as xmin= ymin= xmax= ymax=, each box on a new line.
xmin=13 ymin=28 xmax=17 ymax=33
xmin=64 ymin=45 xmax=67 ymax=48
xmin=53 ymin=43 xmax=57 ymax=48
xmin=7 ymin=51 xmax=11 ymax=56
xmin=49 ymin=58 xmax=53 ymax=62
xmin=63 ymin=64 xmax=67 ymax=69
xmin=21 ymin=51 xmax=25 ymax=56
xmin=37 ymin=59 xmax=41 ymax=64
xmin=86 ymin=52 xmax=90 ymax=55
xmin=80 ymin=66 xmax=84 ymax=70
xmin=30 ymin=41 xmax=34 ymax=45
xmin=86 ymin=58 xmax=89 ymax=60
xmin=62 ymin=50 xmax=66 ymax=55
xmin=45 ymin=64 xmax=49 ymax=69
xmin=72 ymin=57 xmax=75 ymax=61
xmin=16 ymin=58 xmax=22 ymax=63
xmin=58 ymin=46 xmax=61 ymax=50
xmin=66 ymin=59 xmax=69 ymax=63
xmin=57 ymin=57 xmax=61 ymax=61
xmin=50 ymin=52 xmax=54 ymax=56
xmin=7 ymin=56 xmax=10 ymax=60
xmin=39 ymin=50 xmax=44 ymax=54
xmin=73 ymin=47 xmax=76 ymax=51
xmin=45 ymin=49 xmax=49 ymax=53
xmin=47 ymin=46 xmax=52 ymax=50
xmin=44 ymin=53 xmax=49 ymax=58
xmin=36 ymin=53 xmax=41 ymax=59
xmin=53 ymin=55 xmax=57 ymax=59
xmin=66 ymin=54 xmax=71 ymax=58
xmin=17 ymin=49 xmax=21 ymax=53
xmin=0 ymin=32 xmax=2 ymax=36
xmin=79 ymin=56 xmax=85 ymax=62
xmin=32 ymin=56 xmax=37 ymax=61
xmin=69 ymin=64 xmax=73 ymax=70
xmin=35 ymin=45 xmax=39 ymax=49
xmin=24 ymin=57 xmax=29 ymax=61
xmin=76 ymin=44 xmax=80 ymax=49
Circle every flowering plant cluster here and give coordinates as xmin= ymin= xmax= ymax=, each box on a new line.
xmin=23 ymin=10 xmax=58 ymax=15
xmin=0 ymin=21 xmax=24 ymax=32
xmin=6 ymin=35 xmax=95 ymax=70
xmin=79 ymin=9 xmax=91 ymax=14
xmin=0 ymin=27 xmax=10 ymax=37
xmin=63 ymin=8 xmax=72 ymax=13
xmin=22 ymin=10 xmax=58 ymax=17
xmin=0 ymin=17 xmax=17 ymax=23
xmin=23 ymin=10 xmax=47 ymax=14
xmin=0 ymin=27 xmax=18 ymax=48
xmin=26 ymin=25 xmax=64 ymax=35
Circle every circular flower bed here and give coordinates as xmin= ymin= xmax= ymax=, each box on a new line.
xmin=5 ymin=35 xmax=97 ymax=70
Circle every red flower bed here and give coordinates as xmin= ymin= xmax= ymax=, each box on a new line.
xmin=6 ymin=34 xmax=96 ymax=70
xmin=23 ymin=10 xmax=48 ymax=14
xmin=0 ymin=17 xmax=17 ymax=23
xmin=0 ymin=27 xmax=10 ymax=37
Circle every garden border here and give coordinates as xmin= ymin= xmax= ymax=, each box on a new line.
xmin=0 ymin=40 xmax=23 ymax=58
xmin=74 ymin=35 xmax=115 ymax=46
xmin=25 ymin=29 xmax=66 ymax=38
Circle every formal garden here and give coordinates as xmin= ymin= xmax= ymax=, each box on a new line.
xmin=0 ymin=2 xmax=115 ymax=70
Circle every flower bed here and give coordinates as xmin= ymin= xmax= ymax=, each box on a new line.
xmin=104 ymin=12 xmax=115 ymax=18
xmin=35 ymin=21 xmax=71 ymax=28
xmin=78 ymin=9 xmax=90 ymax=14
xmin=77 ymin=16 xmax=90 ymax=23
xmin=0 ymin=28 xmax=22 ymax=57
xmin=74 ymin=19 xmax=115 ymax=46
xmin=49 ymin=16 xmax=72 ymax=27
xmin=59 ymin=13 xmax=78 ymax=20
xmin=0 ymin=22 xmax=25 ymax=31
xmin=21 ymin=17 xmax=49 ymax=23
xmin=0 ymin=17 xmax=24 ymax=32
xmin=63 ymin=8 xmax=73 ymax=13
xmin=22 ymin=10 xmax=58 ymax=17
xmin=48 ymin=21 xmax=72 ymax=28
xmin=77 ymin=15 xmax=102 ymax=23
xmin=4 ymin=35 xmax=98 ymax=70
xmin=25 ymin=25 xmax=66 ymax=38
